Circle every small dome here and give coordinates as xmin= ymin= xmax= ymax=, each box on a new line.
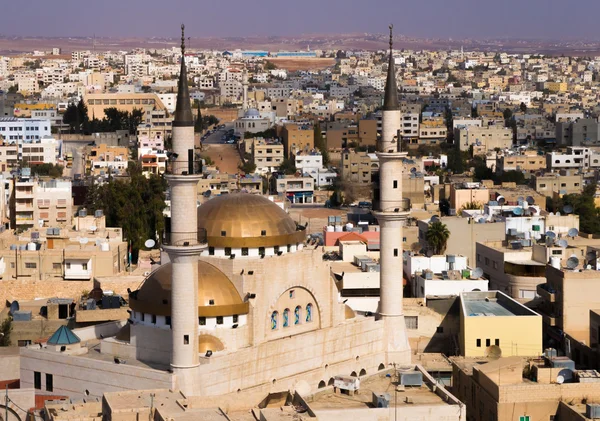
xmin=244 ymin=108 xmax=260 ymax=118
xmin=197 ymin=193 xmax=305 ymax=248
xmin=198 ymin=335 xmax=224 ymax=353
xmin=129 ymin=261 xmax=249 ymax=317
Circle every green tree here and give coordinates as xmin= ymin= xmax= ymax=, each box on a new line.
xmin=264 ymin=61 xmax=278 ymax=70
xmin=238 ymin=161 xmax=256 ymax=174
xmin=313 ymin=124 xmax=330 ymax=166
xmin=63 ymin=99 xmax=89 ymax=133
xmin=520 ymin=102 xmax=527 ymax=113
xmin=426 ymin=221 xmax=450 ymax=255
xmin=0 ymin=317 xmax=12 ymax=346
xmin=30 ymin=163 xmax=64 ymax=178
xmin=278 ymin=157 xmax=297 ymax=175
xmin=194 ymin=106 xmax=203 ymax=133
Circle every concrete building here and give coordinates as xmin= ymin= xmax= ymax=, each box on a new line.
xmin=555 ymin=118 xmax=600 ymax=146
xmin=455 ymin=125 xmax=513 ymax=153
xmin=233 ymin=108 xmax=271 ymax=136
xmin=0 ymin=117 xmax=51 ymax=143
xmin=252 ymin=137 xmax=284 ymax=174
xmin=282 ymin=123 xmax=314 ymax=158
xmin=459 ymin=291 xmax=542 ymax=357
xmin=533 ymin=171 xmax=584 ymax=196
xmin=341 ymin=150 xmax=378 ymax=184
xmin=499 ymin=152 xmax=546 ymax=173
xmin=546 ymin=147 xmax=600 ymax=171
xmin=84 ymin=93 xmax=165 ymax=119
xmin=274 ymin=175 xmax=314 ymax=203
xmin=85 ymin=144 xmax=128 ymax=176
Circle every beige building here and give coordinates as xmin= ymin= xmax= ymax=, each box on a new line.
xmin=499 ymin=153 xmax=546 ymax=173
xmin=449 ymin=182 xmax=490 ymax=213
xmin=274 ymin=175 xmax=315 ymax=203
xmin=533 ymin=172 xmax=584 ymax=197
xmin=459 ymin=291 xmax=542 ymax=357
xmin=84 ymin=93 xmax=166 ymax=119
xmin=455 ymin=125 xmax=513 ymax=153
xmin=282 ymin=123 xmax=314 ymax=158
xmin=341 ymin=150 xmax=378 ymax=184
xmin=13 ymin=178 xmax=73 ymax=231
xmin=85 ymin=144 xmax=129 ymax=176
xmin=451 ymin=356 xmax=600 ymax=421
xmin=252 ymin=137 xmax=284 ymax=174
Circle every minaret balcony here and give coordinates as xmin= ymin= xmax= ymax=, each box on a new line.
xmin=166 ymin=160 xmax=203 ymax=176
xmin=162 ymin=228 xmax=207 ymax=247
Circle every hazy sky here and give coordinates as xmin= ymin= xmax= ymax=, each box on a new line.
xmin=2 ymin=0 xmax=600 ymax=40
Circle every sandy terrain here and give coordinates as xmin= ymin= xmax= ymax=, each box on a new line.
xmin=200 ymin=143 xmax=242 ymax=174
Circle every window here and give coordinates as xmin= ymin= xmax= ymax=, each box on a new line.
xmin=393 ymin=180 xmax=398 ymax=189
xmin=221 ymin=230 xmax=226 ymax=237
xmin=261 ymin=230 xmax=266 ymax=236
xmin=233 ymin=314 xmax=238 ymax=323
xmin=271 ymin=311 xmax=278 ymax=330
xmin=199 ymin=317 xmax=206 ymax=326
xmin=216 ymin=316 xmax=223 ymax=325
xmin=486 ymin=339 xmax=491 ymax=347
xmin=225 ymin=247 xmax=231 ymax=256
xmin=152 ymin=314 xmax=157 ymax=324
xmin=34 ymin=371 xmax=41 ymax=389
xmin=306 ymin=303 xmax=313 ymax=322
xmin=283 ymin=308 xmax=290 ymax=327
xmin=209 ymin=247 xmax=215 ymax=256
xmin=436 ymin=326 xmax=444 ymax=334
xmin=82 ymin=263 xmax=88 ymax=271
xmin=184 ymin=335 xmax=189 ymax=345
xmin=519 ymin=417 xmax=530 ymax=421
xmin=66 ymin=263 xmax=71 ymax=269
xmin=485 ymin=257 xmax=490 ymax=265
xmin=394 ymin=248 xmax=398 ymax=257
xmin=166 ymin=316 xmax=171 ymax=326
xmin=294 ymin=306 xmax=302 ymax=325
xmin=53 ymin=263 xmax=61 ymax=270
xmin=141 ymin=313 xmax=145 ymax=322
xmin=259 ymin=247 xmax=265 ymax=255
xmin=476 ymin=339 xmax=481 ymax=347
xmin=552 ymin=250 xmax=562 ymax=255
xmin=495 ymin=338 xmax=500 ymax=346
xmin=25 ymin=262 xmax=36 ymax=269
xmin=46 ymin=373 xmax=53 ymax=392
xmin=405 ymin=315 xmax=418 ymax=329
xmin=289 ymin=290 xmax=295 ymax=299
xmin=493 ymin=261 xmax=497 ymax=269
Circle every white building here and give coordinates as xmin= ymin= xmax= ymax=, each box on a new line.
xmin=0 ymin=118 xmax=52 ymax=143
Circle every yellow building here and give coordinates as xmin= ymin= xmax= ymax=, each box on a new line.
xmin=546 ymin=81 xmax=568 ymax=93
xmin=459 ymin=291 xmax=542 ymax=357
xmin=83 ymin=93 xmax=166 ymax=119
xmin=282 ymin=123 xmax=314 ymax=158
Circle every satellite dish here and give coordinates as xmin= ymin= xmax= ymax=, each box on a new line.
xmin=556 ymin=375 xmax=565 ymax=384
xmin=512 ymin=207 xmax=523 ymax=216
xmin=497 ymin=196 xmax=506 ymax=205
xmin=430 ymin=215 xmax=440 ymax=224
xmin=144 ymin=239 xmax=156 ymax=249
xmin=528 ymin=207 xmax=537 ymax=215
xmin=9 ymin=300 xmax=19 ymax=315
xmin=478 ymin=218 xmax=486 ymax=224
xmin=79 ymin=237 xmax=89 ymax=245
xmin=545 ymin=231 xmax=556 ymax=240
xmin=526 ymin=196 xmax=535 ymax=205
xmin=410 ymin=167 xmax=417 ymax=174
xmin=566 ymin=256 xmax=579 ymax=269
xmin=471 ymin=267 xmax=484 ymax=279
xmin=567 ymin=228 xmax=579 ymax=238
xmin=89 ymin=225 xmax=97 ymax=232
xmin=426 ymin=249 xmax=434 ymax=258
xmin=484 ymin=345 xmax=502 ymax=359
xmin=557 ymin=239 xmax=568 ymax=248
xmin=556 ymin=212 xmax=561 ymax=216
xmin=569 ymin=253 xmax=578 ymax=260
xmin=557 ymin=368 xmax=573 ymax=383
xmin=563 ymin=205 xmax=574 ymax=214
xmin=517 ymin=196 xmax=525 ymax=203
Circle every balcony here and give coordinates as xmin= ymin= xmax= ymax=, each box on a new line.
xmin=162 ymin=228 xmax=207 ymax=247
xmin=537 ymin=284 xmax=556 ymax=303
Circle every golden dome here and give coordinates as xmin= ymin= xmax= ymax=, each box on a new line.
xmin=198 ymin=334 xmax=224 ymax=353
xmin=129 ymin=261 xmax=249 ymax=317
xmin=197 ymin=193 xmax=306 ymax=248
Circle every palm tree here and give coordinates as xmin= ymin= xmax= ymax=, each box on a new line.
xmin=426 ymin=221 xmax=450 ymax=255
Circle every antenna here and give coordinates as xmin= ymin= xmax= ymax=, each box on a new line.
xmin=471 ymin=267 xmax=484 ymax=279
xmin=144 ymin=239 xmax=156 ymax=249
xmin=566 ymin=256 xmax=579 ymax=269
xmin=567 ymin=228 xmax=579 ymax=238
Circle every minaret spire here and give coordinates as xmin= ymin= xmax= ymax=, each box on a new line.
xmin=174 ymin=23 xmax=193 ymax=127
xmin=383 ymin=24 xmax=399 ymax=111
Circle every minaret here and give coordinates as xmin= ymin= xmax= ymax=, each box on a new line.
xmin=163 ymin=24 xmax=206 ymax=394
xmin=242 ymin=69 xmax=249 ymax=111
xmin=374 ymin=24 xmax=411 ymax=365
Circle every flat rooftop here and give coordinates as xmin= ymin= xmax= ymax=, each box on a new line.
xmin=307 ymin=370 xmax=448 ymax=411
xmin=461 ymin=291 xmax=539 ymax=317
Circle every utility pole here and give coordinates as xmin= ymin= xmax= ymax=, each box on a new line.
xmin=5 ymin=385 xmax=8 ymax=421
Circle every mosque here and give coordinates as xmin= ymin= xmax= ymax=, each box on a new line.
xmin=19 ymin=25 xmax=411 ymax=399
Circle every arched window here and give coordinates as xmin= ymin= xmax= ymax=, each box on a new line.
xmin=306 ymin=303 xmax=313 ymax=322
xmin=283 ymin=308 xmax=290 ymax=327
xmin=271 ymin=311 xmax=278 ymax=330
xmin=294 ymin=306 xmax=301 ymax=325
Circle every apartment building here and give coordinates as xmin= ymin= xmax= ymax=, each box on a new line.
xmin=533 ymin=172 xmax=584 ymax=196
xmin=140 ymin=151 xmax=167 ymax=177
xmin=341 ymin=150 xmax=377 ymax=184
xmin=274 ymin=175 xmax=314 ymax=203
xmin=416 ymin=120 xmax=447 ymax=146
xmin=0 ymin=118 xmax=51 ymax=143
xmin=282 ymin=123 xmax=314 ymax=158
xmin=13 ymin=177 xmax=72 ymax=231
xmin=555 ymin=119 xmax=600 ymax=146
xmin=459 ymin=291 xmax=542 ymax=357
xmin=455 ymin=125 xmax=513 ymax=152
xmin=499 ymin=152 xmax=546 ymax=173
xmin=137 ymin=109 xmax=173 ymax=141
xmin=546 ymin=146 xmax=600 ymax=171
xmin=322 ymin=121 xmax=359 ymax=150
xmin=252 ymin=137 xmax=284 ymax=174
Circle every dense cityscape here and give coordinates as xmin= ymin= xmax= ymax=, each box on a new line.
xmin=1 ymin=12 xmax=600 ymax=421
